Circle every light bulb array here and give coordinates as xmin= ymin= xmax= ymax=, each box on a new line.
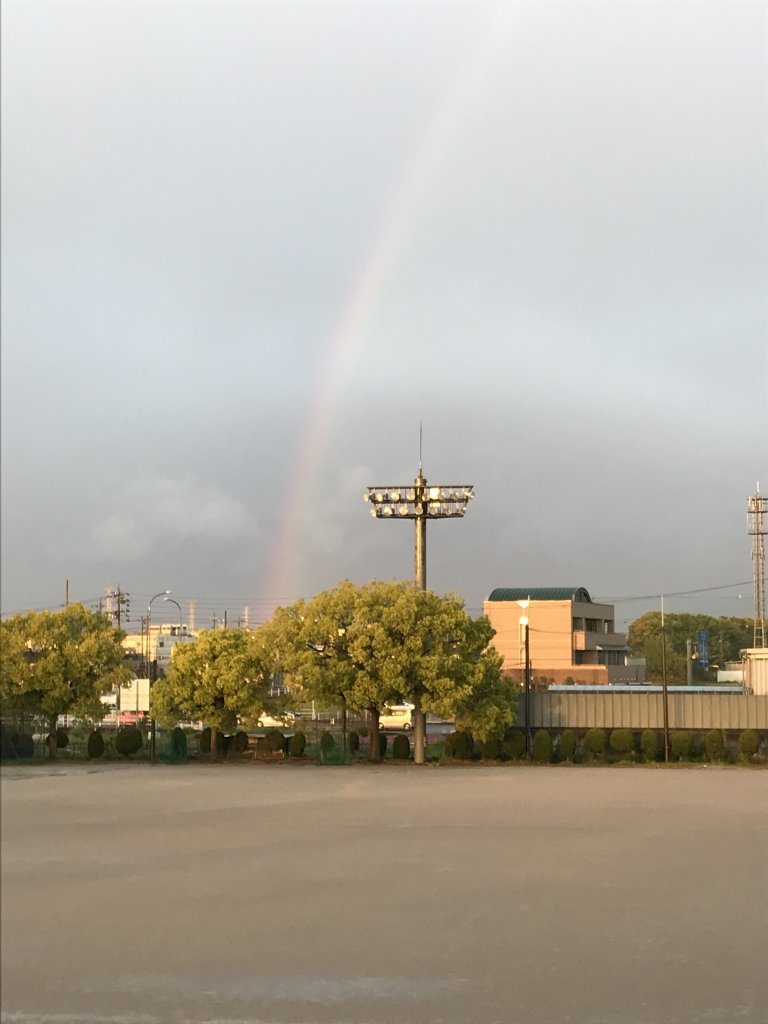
xmin=363 ymin=483 xmax=474 ymax=519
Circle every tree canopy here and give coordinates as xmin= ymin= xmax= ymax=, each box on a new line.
xmin=628 ymin=612 xmax=753 ymax=683
xmin=268 ymin=579 xmax=514 ymax=760
xmin=0 ymin=604 xmax=132 ymax=757
xmin=151 ymin=628 xmax=276 ymax=761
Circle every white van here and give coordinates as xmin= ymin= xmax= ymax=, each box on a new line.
xmin=378 ymin=703 xmax=414 ymax=730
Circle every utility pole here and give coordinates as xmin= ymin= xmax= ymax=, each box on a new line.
xmin=105 ymin=585 xmax=130 ymax=629
xmin=686 ymin=639 xmax=693 ymax=686
xmin=65 ymin=580 xmax=69 ymax=607
xmin=661 ymin=596 xmax=670 ymax=762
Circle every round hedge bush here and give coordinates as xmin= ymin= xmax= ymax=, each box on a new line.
xmin=392 ymin=734 xmax=411 ymax=760
xmin=532 ymin=730 xmax=553 ymax=763
xmin=289 ymin=730 xmax=306 ymax=757
xmin=200 ymin=727 xmax=226 ymax=755
xmin=319 ymin=731 xmax=336 ymax=755
xmin=444 ymin=731 xmax=473 ymax=760
xmin=502 ymin=731 xmax=525 ymax=760
xmin=45 ymin=727 xmax=69 ymax=750
xmin=641 ymin=729 xmax=661 ymax=762
xmin=1 ymin=729 xmax=35 ymax=759
xmin=170 ymin=726 xmax=188 ymax=761
xmin=583 ymin=728 xmax=607 ymax=760
xmin=609 ymin=729 xmax=635 ymax=759
xmin=480 ymin=737 xmax=502 ymax=760
xmin=17 ymin=732 xmax=34 ymax=757
xmin=264 ymin=730 xmax=286 ymax=753
xmin=348 ymin=731 xmax=360 ymax=756
xmin=671 ymin=730 xmax=693 ymax=761
xmin=739 ymin=729 xmax=760 ymax=760
xmin=115 ymin=726 xmax=143 ymax=757
xmin=232 ymin=730 xmax=249 ymax=754
xmin=703 ymin=729 xmax=724 ymax=762
xmin=87 ymin=730 xmax=105 ymax=759
xmin=558 ymin=729 xmax=577 ymax=762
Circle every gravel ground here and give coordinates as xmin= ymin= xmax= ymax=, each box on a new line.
xmin=1 ymin=762 xmax=766 ymax=1024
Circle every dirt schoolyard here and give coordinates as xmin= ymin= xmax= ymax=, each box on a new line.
xmin=1 ymin=762 xmax=766 ymax=1024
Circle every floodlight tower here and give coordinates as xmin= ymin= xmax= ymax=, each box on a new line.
xmin=363 ymin=465 xmax=474 ymax=764
xmin=748 ymin=485 xmax=767 ymax=647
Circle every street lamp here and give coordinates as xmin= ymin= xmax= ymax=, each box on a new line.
xmin=306 ymin=626 xmax=349 ymax=761
xmin=517 ymin=599 xmax=532 ymax=759
xmin=164 ymin=596 xmax=183 ymax=635
xmin=147 ymin=590 xmax=171 ymax=763
xmin=363 ymin=465 xmax=474 ymax=765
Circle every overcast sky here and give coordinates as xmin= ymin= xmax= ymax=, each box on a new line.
xmin=2 ymin=0 xmax=766 ymax=631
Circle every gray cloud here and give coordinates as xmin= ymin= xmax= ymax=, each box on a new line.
xmin=1 ymin=0 xmax=765 ymax=620
xmin=88 ymin=477 xmax=253 ymax=561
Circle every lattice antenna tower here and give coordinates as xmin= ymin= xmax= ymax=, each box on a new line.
xmin=748 ymin=484 xmax=767 ymax=647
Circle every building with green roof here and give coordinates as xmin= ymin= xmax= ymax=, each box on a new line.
xmin=483 ymin=586 xmax=642 ymax=686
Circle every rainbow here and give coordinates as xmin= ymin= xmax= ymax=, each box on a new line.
xmin=262 ymin=6 xmax=519 ymax=604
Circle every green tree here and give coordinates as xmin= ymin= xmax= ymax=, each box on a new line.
xmin=0 ymin=604 xmax=132 ymax=759
xmin=152 ymin=629 xmax=273 ymax=762
xmin=345 ymin=582 xmax=513 ymax=761
xmin=271 ymin=580 xmax=513 ymax=764
xmin=628 ymin=612 xmax=752 ymax=683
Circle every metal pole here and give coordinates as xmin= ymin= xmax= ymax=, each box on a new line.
xmin=414 ymin=472 xmax=427 ymax=590
xmin=661 ymin=595 xmax=670 ymax=762
xmin=341 ymin=699 xmax=347 ymax=761
xmin=525 ymin=621 xmax=531 ymax=759
xmin=413 ymin=471 xmax=427 ymax=765
xmin=147 ymin=591 xmax=170 ymax=765
xmin=686 ymin=638 xmax=693 ymax=686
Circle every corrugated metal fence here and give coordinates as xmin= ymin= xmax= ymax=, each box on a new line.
xmin=518 ymin=692 xmax=768 ymax=731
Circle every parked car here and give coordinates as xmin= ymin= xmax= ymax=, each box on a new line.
xmin=378 ymin=703 xmax=414 ymax=730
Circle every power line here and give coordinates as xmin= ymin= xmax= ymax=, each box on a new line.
xmin=596 ymin=580 xmax=753 ymax=604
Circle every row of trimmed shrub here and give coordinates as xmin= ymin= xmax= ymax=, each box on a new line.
xmin=321 ymin=730 xmax=412 ymax=760
xmin=443 ymin=727 xmax=764 ymax=764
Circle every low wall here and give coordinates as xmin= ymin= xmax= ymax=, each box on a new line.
xmin=517 ymin=692 xmax=768 ymax=731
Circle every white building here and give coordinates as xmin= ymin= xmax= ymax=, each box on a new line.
xmin=743 ymin=649 xmax=768 ymax=695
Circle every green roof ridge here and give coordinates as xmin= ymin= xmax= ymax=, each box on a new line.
xmin=487 ymin=587 xmax=593 ymax=603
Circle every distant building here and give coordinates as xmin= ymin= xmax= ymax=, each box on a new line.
xmin=483 ymin=586 xmax=644 ymax=686
xmin=743 ymin=648 xmax=768 ymax=695
xmin=122 ymin=623 xmax=197 ymax=676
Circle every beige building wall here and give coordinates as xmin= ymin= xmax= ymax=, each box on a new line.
xmin=483 ymin=594 xmax=642 ymax=685
xmin=743 ymin=649 xmax=768 ymax=695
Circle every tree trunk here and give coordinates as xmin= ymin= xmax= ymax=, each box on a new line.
xmin=367 ymin=708 xmax=381 ymax=763
xmin=210 ymin=727 xmax=218 ymax=763
xmin=48 ymin=715 xmax=57 ymax=760
xmin=413 ymin=693 xmax=426 ymax=765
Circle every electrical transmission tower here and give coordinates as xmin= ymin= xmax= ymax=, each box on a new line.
xmin=748 ymin=486 xmax=767 ymax=648
xmin=105 ymin=584 xmax=130 ymax=628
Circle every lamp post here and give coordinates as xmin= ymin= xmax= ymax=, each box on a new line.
xmin=517 ymin=599 xmax=532 ymax=759
xmin=148 ymin=590 xmax=171 ymax=764
xmin=364 ymin=466 xmax=474 ymax=764
xmin=660 ymin=594 xmax=670 ymax=763
xmin=164 ymin=596 xmax=183 ymax=635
